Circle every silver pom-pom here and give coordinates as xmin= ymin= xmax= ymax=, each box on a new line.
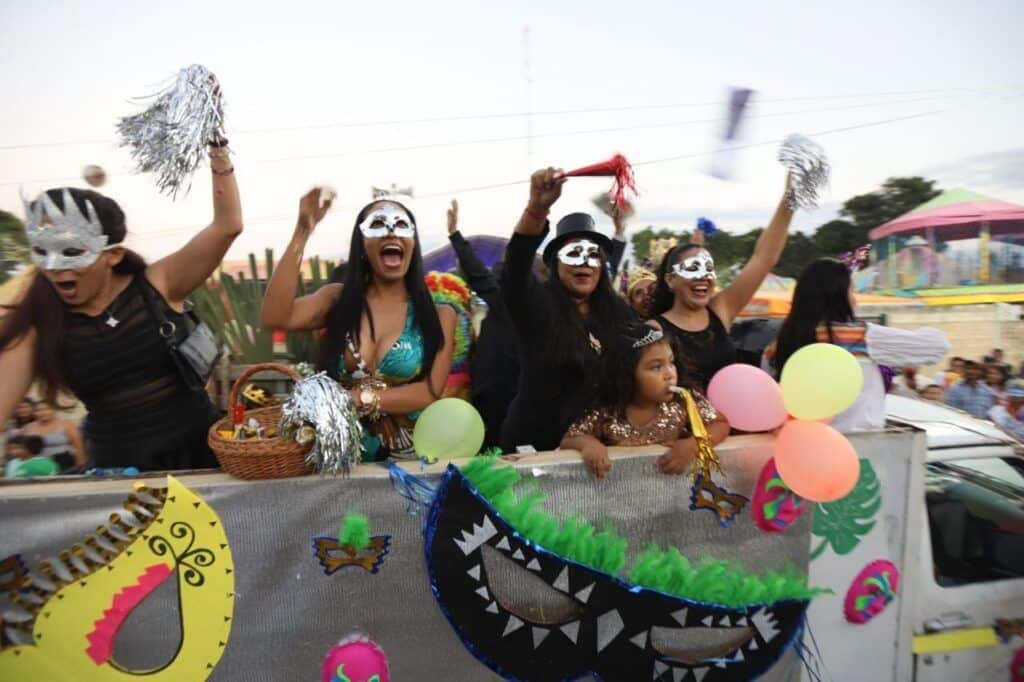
xmin=117 ymin=64 xmax=226 ymax=198
xmin=278 ymin=372 xmax=364 ymax=476
xmin=778 ymin=133 xmax=830 ymax=211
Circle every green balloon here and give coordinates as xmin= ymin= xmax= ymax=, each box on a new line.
xmin=413 ymin=398 xmax=485 ymax=461
xmin=16 ymin=457 xmax=59 ymax=477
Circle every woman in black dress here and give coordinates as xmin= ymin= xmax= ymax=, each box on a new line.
xmin=0 ymin=143 xmax=242 ymax=471
xmin=649 ymin=174 xmax=794 ymax=388
xmin=499 ymin=168 xmax=636 ymax=453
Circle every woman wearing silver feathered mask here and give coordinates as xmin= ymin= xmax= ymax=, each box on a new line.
xmin=262 ymin=189 xmax=457 ymax=461
xmin=0 ymin=143 xmax=243 ymax=471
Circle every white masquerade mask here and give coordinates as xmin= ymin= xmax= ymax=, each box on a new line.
xmin=22 ymin=188 xmax=116 ymax=271
xmin=557 ymin=239 xmax=603 ymax=268
xmin=671 ymin=250 xmax=717 ymax=281
xmin=358 ymin=204 xmax=415 ymax=239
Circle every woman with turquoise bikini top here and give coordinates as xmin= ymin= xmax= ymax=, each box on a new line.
xmin=262 ymin=189 xmax=457 ymax=461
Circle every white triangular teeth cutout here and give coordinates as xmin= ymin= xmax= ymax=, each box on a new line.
xmin=502 ymin=615 xmax=524 ymax=637
xmin=692 ymin=668 xmax=709 ymax=682
xmin=575 ymin=583 xmax=595 ymax=603
xmin=629 ymin=631 xmax=648 ymax=649
xmin=670 ymin=608 xmax=688 ymax=626
xmin=653 ymin=661 xmax=668 ymax=678
xmin=751 ymin=608 xmax=780 ymax=643
xmin=737 ymin=615 xmax=748 ymax=626
xmin=553 ymin=566 xmax=570 ymax=592
xmin=734 ymin=649 xmax=745 ymax=662
xmin=701 ymin=615 xmax=713 ymax=627
xmin=485 ymin=601 xmax=499 ymax=614
xmin=496 ymin=536 xmax=511 ymax=551
xmin=527 ymin=558 xmax=542 ymax=571
xmin=748 ymin=638 xmax=759 ymax=651
xmin=596 ymin=609 xmax=624 ymax=653
xmin=475 ymin=586 xmax=489 ymax=600
xmin=673 ymin=668 xmax=687 ymax=682
xmin=454 ymin=516 xmax=498 ymax=555
xmin=467 ymin=564 xmax=481 ymax=581
xmin=512 ymin=548 xmax=526 ymax=561
xmin=532 ymin=626 xmax=549 ymax=648
xmin=560 ymin=621 xmax=580 ymax=644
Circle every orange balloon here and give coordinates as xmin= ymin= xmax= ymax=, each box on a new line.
xmin=773 ymin=420 xmax=860 ymax=502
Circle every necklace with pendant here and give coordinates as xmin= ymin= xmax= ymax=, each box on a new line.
xmin=105 ymin=312 xmax=119 ymax=328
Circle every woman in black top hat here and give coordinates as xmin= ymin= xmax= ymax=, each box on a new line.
xmin=499 ymin=168 xmax=636 ymax=453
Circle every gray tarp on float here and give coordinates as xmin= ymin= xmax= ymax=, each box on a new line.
xmin=0 ymin=432 xmax=891 ymax=681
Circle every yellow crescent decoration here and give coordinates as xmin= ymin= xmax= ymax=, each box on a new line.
xmin=0 ymin=476 xmax=234 ymax=680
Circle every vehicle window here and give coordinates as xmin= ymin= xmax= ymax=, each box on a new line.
xmin=925 ymin=457 xmax=1024 ymax=587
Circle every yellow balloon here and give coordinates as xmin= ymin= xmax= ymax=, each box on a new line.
xmin=780 ymin=343 xmax=863 ymax=420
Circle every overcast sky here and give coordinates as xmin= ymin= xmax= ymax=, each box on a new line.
xmin=1 ymin=0 xmax=1022 ymax=264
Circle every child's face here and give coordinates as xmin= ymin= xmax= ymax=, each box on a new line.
xmin=5 ymin=443 xmax=29 ymax=461
xmin=635 ymin=341 xmax=678 ymax=405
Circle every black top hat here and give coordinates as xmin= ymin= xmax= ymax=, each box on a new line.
xmin=541 ymin=212 xmax=613 ymax=264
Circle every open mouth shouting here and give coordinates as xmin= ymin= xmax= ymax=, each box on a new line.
xmin=51 ymin=276 xmax=80 ymax=302
xmin=378 ymin=242 xmax=406 ymax=272
xmin=425 ymin=464 xmax=813 ymax=682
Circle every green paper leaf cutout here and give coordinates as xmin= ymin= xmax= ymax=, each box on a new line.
xmin=810 ymin=459 xmax=881 ymax=561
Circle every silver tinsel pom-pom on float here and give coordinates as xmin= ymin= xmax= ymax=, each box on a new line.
xmin=279 ymin=373 xmax=364 ymax=476
xmin=778 ymin=134 xmax=830 ymax=211
xmin=117 ymin=64 xmax=226 ymax=198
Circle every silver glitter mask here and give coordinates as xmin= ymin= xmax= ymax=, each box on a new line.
xmin=22 ymin=189 xmax=115 ymax=271
xmin=671 ymin=250 xmax=717 ymax=281
xmin=359 ymin=204 xmax=415 ymax=239
xmin=557 ymin=239 xmax=603 ymax=268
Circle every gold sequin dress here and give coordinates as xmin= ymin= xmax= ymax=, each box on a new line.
xmin=564 ymin=393 xmax=718 ymax=446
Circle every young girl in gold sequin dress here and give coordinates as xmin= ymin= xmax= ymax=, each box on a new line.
xmin=561 ymin=323 xmax=730 ymax=479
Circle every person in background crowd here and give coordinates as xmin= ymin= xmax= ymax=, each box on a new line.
xmin=919 ymin=384 xmax=945 ymax=402
xmin=625 ymin=269 xmax=657 ymax=318
xmin=988 ymin=383 xmax=1024 ymax=442
xmin=20 ymin=401 xmax=86 ymax=470
xmin=0 ymin=145 xmax=242 ymax=472
xmin=985 ymin=363 xmax=1010 ymax=400
xmin=4 ymin=435 xmax=44 ymax=477
xmin=945 ymin=360 xmax=997 ymax=419
xmin=5 ymin=397 xmax=36 ymax=437
xmin=934 ymin=356 xmax=966 ymax=390
xmin=498 ymin=168 xmax=636 ymax=453
xmin=650 ymin=173 xmax=795 ymax=388
xmin=990 ymin=347 xmax=1011 ymax=373
xmin=891 ymin=365 xmax=935 ymax=398
xmin=763 ymin=258 xmax=949 ymax=432
xmin=262 ymin=189 xmax=457 ymax=461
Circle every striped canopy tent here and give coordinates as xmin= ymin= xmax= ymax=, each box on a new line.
xmin=868 ymin=188 xmax=1024 ymax=291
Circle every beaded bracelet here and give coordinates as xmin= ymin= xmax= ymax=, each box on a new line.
xmin=211 ymin=166 xmax=235 ymax=177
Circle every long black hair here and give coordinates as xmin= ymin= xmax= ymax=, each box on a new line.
xmin=0 ymin=188 xmax=146 ymax=406
xmin=317 ymin=201 xmax=443 ymax=387
xmin=771 ymin=258 xmax=854 ymax=373
xmin=649 ymin=242 xmax=702 ymax=316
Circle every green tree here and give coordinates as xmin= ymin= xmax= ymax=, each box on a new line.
xmin=839 ymin=177 xmax=941 ymax=233
xmin=629 ymin=226 xmax=679 ymax=263
xmin=774 ymin=232 xmax=822 ymax=278
xmin=812 ymin=219 xmax=864 ymax=257
xmin=0 ymin=210 xmax=28 ymax=285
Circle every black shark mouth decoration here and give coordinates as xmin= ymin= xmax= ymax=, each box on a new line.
xmin=424 ymin=465 xmax=809 ymax=682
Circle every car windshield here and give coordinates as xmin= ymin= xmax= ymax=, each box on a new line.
xmin=925 ymin=456 xmax=1024 ymax=587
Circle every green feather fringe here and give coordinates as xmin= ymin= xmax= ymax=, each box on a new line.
xmin=460 ymin=457 xmax=827 ymax=606
xmin=338 ymin=513 xmax=371 ymax=549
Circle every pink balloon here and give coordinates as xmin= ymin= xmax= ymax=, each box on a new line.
xmin=707 ymin=364 xmax=788 ymax=432
xmin=774 ymin=420 xmax=860 ymax=502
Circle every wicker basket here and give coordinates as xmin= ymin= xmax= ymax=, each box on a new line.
xmin=207 ymin=363 xmax=314 ymax=480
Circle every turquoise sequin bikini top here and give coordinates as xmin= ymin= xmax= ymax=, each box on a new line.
xmin=338 ymin=303 xmax=424 ymax=386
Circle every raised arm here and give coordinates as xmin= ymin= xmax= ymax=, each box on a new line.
xmin=515 ymin=167 xmax=565 ymax=237
xmin=355 ymin=306 xmax=458 ymax=415
xmin=261 ymin=188 xmax=341 ymax=331
xmin=0 ymin=330 xmax=36 ymax=427
xmin=148 ymin=145 xmax=244 ymax=303
xmin=608 ymin=210 xmax=627 ymax=273
xmin=447 ymin=199 xmax=499 ymax=301
xmin=713 ymin=174 xmax=794 ymax=327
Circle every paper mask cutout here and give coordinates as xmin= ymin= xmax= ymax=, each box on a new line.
xmin=425 ymin=465 xmax=809 ymax=681
xmin=312 ymin=536 xmax=391 ymax=575
xmin=844 ymin=560 xmax=899 ymax=624
xmin=322 ymin=634 xmax=390 ymax=682
xmin=0 ymin=476 xmax=235 ymax=681
xmin=671 ymin=250 xmax=717 ymax=281
xmin=997 ymin=618 xmax=1024 ymax=644
xmin=0 ymin=555 xmax=28 ymax=594
xmin=689 ymin=474 xmax=749 ymax=528
xmin=810 ymin=459 xmax=881 ymax=561
xmin=751 ymin=458 xmax=806 ymax=533
xmin=1011 ymin=646 xmax=1024 ymax=682
xmin=358 ymin=204 xmax=415 ymax=239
